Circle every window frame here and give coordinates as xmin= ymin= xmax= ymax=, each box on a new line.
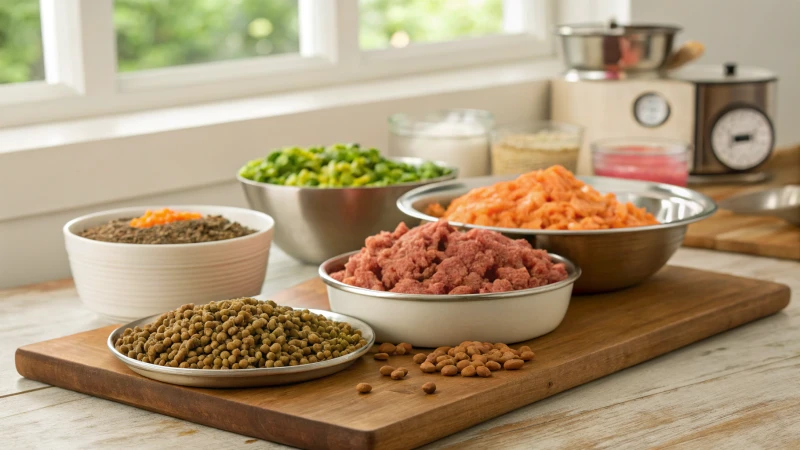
xmin=0 ymin=0 xmax=554 ymax=129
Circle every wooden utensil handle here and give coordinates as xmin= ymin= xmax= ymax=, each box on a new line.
xmin=666 ymin=41 xmax=705 ymax=70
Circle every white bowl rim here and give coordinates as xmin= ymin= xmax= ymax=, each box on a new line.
xmin=64 ymin=205 xmax=275 ymax=249
xmin=237 ymin=156 xmax=458 ymax=191
xmin=319 ymin=250 xmax=581 ymax=302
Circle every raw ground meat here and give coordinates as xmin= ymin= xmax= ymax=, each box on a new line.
xmin=329 ymin=220 xmax=569 ymax=295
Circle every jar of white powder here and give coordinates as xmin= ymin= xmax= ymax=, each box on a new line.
xmin=388 ymin=109 xmax=494 ymax=178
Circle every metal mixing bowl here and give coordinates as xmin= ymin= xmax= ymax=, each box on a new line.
xmin=239 ymin=157 xmax=457 ymax=264
xmin=719 ymin=185 xmax=800 ymax=227
xmin=556 ymin=22 xmax=681 ymax=75
xmin=397 ymin=175 xmax=716 ymax=294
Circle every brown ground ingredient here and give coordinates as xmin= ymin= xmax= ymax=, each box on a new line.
xmin=79 ymin=215 xmax=255 ymax=244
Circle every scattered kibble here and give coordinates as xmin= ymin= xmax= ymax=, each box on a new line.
xmin=356 ymin=383 xmax=372 ymax=394
xmin=390 ymin=369 xmax=406 ymax=380
xmin=422 ymin=382 xmax=437 ymax=394
xmin=410 ymin=341 xmax=533 ymax=377
xmin=379 ymin=365 xmax=395 ymax=376
xmin=378 ymin=343 xmax=396 ymax=354
xmin=374 ymin=353 xmax=389 ymax=361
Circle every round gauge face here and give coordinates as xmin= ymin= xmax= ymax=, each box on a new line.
xmin=633 ymin=92 xmax=671 ymax=127
xmin=711 ymin=107 xmax=774 ymax=170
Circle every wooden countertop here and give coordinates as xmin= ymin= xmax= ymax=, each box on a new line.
xmin=3 ymin=246 xmax=798 ymax=448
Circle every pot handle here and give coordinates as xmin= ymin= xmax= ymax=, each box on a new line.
xmin=665 ymin=41 xmax=705 ymax=71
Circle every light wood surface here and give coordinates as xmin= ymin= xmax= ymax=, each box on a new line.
xmin=684 ymin=147 xmax=800 ymax=260
xmin=2 ymin=246 xmax=799 ymax=449
xmin=13 ymin=265 xmax=791 ymax=449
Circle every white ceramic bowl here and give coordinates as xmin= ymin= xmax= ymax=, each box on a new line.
xmin=319 ymin=252 xmax=580 ymax=347
xmin=64 ymin=205 xmax=274 ymax=322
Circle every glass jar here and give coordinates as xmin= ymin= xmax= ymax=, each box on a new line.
xmin=388 ymin=109 xmax=494 ymax=178
xmin=490 ymin=121 xmax=583 ymax=175
xmin=592 ymin=137 xmax=691 ymax=186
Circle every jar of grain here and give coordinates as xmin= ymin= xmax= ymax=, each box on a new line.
xmin=491 ymin=122 xmax=583 ymax=175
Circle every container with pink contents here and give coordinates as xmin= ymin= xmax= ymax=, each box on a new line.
xmin=320 ymin=220 xmax=580 ymax=347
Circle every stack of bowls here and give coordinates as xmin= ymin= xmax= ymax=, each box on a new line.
xmin=64 ymin=205 xmax=274 ymax=321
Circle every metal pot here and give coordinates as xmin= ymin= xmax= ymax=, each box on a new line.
xmin=556 ymin=21 xmax=703 ymax=79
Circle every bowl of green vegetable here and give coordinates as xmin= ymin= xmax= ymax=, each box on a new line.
xmin=238 ymin=143 xmax=456 ymax=263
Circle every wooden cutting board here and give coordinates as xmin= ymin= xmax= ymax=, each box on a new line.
xmin=684 ymin=147 xmax=800 ymax=260
xmin=16 ymin=267 xmax=790 ymax=450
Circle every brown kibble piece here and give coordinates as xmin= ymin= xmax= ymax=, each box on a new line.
xmin=413 ymin=353 xmax=427 ymax=364
xmin=471 ymin=354 xmax=488 ymax=363
xmin=486 ymin=361 xmax=502 ymax=371
xmin=476 ymin=366 xmax=492 ymax=377
xmin=379 ymin=365 xmax=395 ymax=376
xmin=500 ymin=352 xmax=516 ymax=363
xmin=420 ymin=361 xmax=436 ymax=373
xmin=436 ymin=355 xmax=451 ymax=363
xmin=398 ymin=343 xmax=413 ymax=353
xmin=441 ymin=365 xmax=458 ymax=376
xmin=395 ymin=345 xmax=407 ymax=355
xmin=356 ymin=383 xmax=372 ymax=394
xmin=390 ymin=369 xmax=406 ymax=380
xmin=374 ymin=353 xmax=389 ymax=361
xmin=504 ymin=359 xmax=524 ymax=370
xmin=520 ymin=351 xmax=535 ymax=361
xmin=471 ymin=360 xmax=485 ymax=368
xmin=435 ymin=359 xmax=454 ymax=371
xmin=378 ymin=343 xmax=396 ymax=354
xmin=454 ymin=352 xmax=469 ymax=361
xmin=456 ymin=360 xmax=472 ymax=371
xmin=422 ymin=382 xmax=437 ymax=394
xmin=397 ymin=367 xmax=409 ymax=375
xmin=461 ymin=365 xmax=477 ymax=377
xmin=518 ymin=345 xmax=532 ymax=353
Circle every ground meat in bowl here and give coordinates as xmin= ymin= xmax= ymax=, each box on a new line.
xmin=329 ymin=220 xmax=568 ymax=295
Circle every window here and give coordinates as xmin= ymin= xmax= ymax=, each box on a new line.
xmin=360 ymin=0 xmax=504 ymax=50
xmin=114 ymin=0 xmax=300 ymax=72
xmin=0 ymin=0 xmax=44 ymax=84
xmin=0 ymin=0 xmax=552 ymax=128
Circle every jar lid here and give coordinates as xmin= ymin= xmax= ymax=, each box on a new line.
xmin=671 ymin=63 xmax=777 ymax=84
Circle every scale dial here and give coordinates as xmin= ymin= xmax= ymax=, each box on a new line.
xmin=633 ymin=92 xmax=671 ymax=127
xmin=710 ymin=107 xmax=774 ymax=170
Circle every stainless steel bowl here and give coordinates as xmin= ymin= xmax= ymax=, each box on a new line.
xmin=320 ymin=252 xmax=580 ymax=346
xmin=239 ymin=157 xmax=457 ymax=264
xmin=397 ymin=175 xmax=717 ymax=293
xmin=719 ymin=185 xmax=800 ymax=227
xmin=556 ymin=22 xmax=681 ymax=75
xmin=107 ymin=309 xmax=375 ymax=388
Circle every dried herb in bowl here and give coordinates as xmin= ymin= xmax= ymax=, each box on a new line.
xmin=79 ymin=212 xmax=255 ymax=244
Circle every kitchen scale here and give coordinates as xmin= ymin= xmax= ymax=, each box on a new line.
xmin=550 ymin=22 xmax=778 ymax=184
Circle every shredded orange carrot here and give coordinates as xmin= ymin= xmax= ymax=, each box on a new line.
xmin=129 ymin=208 xmax=203 ymax=228
xmin=427 ymin=165 xmax=659 ymax=230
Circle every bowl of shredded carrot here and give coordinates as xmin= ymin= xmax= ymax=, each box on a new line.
xmin=397 ymin=165 xmax=716 ymax=293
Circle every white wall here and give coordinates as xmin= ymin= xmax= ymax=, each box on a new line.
xmin=630 ymin=0 xmax=800 ymax=147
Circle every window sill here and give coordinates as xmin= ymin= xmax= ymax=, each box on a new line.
xmin=0 ymin=58 xmax=561 ymax=221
